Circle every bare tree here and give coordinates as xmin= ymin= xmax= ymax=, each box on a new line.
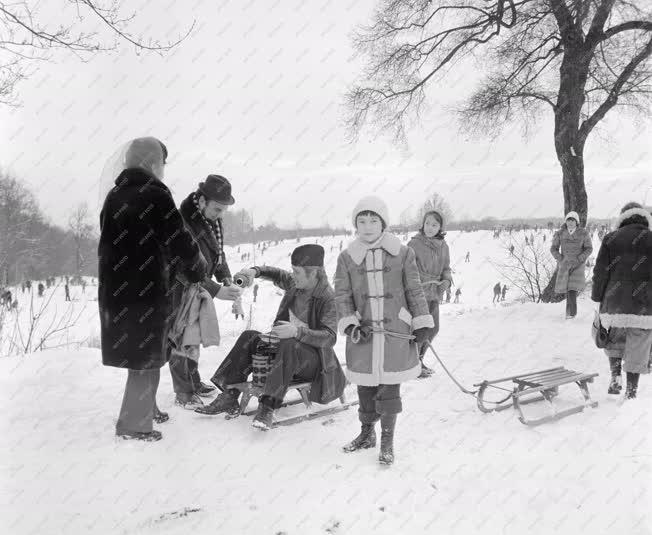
xmin=0 ymin=1 xmax=195 ymax=105
xmin=490 ymin=236 xmax=556 ymax=302
xmin=416 ymin=192 xmax=454 ymax=226
xmin=0 ymin=172 xmax=42 ymax=284
xmin=68 ymin=202 xmax=93 ymax=281
xmin=346 ymin=0 xmax=652 ymax=225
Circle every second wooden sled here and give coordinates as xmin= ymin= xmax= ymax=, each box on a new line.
xmin=474 ymin=366 xmax=599 ymax=426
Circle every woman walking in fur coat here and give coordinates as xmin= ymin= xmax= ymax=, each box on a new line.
xmin=334 ymin=196 xmax=433 ymax=465
xmin=550 ymin=211 xmax=593 ymax=319
xmin=592 ymin=202 xmax=652 ymax=399
xmin=407 ymin=210 xmax=452 ymax=378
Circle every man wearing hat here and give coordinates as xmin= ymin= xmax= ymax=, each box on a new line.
xmin=195 ymin=244 xmax=346 ymax=430
xmin=169 ymin=175 xmax=242 ymax=409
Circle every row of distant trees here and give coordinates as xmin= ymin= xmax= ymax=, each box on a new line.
xmin=0 ymin=172 xmax=96 ymax=285
xmin=0 ymin=169 xmax=618 ymax=287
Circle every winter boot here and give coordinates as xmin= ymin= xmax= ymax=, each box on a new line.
xmin=153 ymin=407 xmax=169 ymax=424
xmin=378 ymin=414 xmax=397 ymax=466
xmin=607 ymin=358 xmax=622 ymax=394
xmin=252 ymin=400 xmax=275 ymax=431
xmin=117 ymin=430 xmax=163 ymax=442
xmin=194 ymin=389 xmax=239 ymax=415
xmin=196 ymin=381 xmax=217 ymax=397
xmin=608 ymin=376 xmax=622 ymax=395
xmin=342 ymin=423 xmax=377 ymax=453
xmin=174 ymin=393 xmax=204 ymax=410
xmin=418 ymin=362 xmax=435 ymax=379
xmin=625 ymin=372 xmax=639 ymax=400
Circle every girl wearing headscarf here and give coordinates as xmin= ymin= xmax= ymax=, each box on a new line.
xmin=550 ymin=211 xmax=593 ymax=319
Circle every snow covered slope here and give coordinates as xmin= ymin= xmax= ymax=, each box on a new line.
xmin=0 ymin=231 xmax=648 ymax=535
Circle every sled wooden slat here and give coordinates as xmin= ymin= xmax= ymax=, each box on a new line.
xmin=514 ymin=372 xmax=598 ymax=396
xmin=515 ymin=368 xmax=580 ymax=383
xmin=514 ymin=370 xmax=586 ymax=388
xmin=473 ymin=367 xmax=564 ymax=387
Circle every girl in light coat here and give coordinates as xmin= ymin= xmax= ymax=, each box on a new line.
xmin=334 ymin=196 xmax=433 ymax=465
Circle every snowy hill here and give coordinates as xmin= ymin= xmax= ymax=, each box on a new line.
xmin=0 ymin=230 xmax=649 ymax=535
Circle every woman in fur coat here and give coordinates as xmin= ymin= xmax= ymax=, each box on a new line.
xmin=592 ymin=202 xmax=652 ymax=399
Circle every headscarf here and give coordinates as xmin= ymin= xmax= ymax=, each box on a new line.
xmin=98 ymin=137 xmax=168 ymax=206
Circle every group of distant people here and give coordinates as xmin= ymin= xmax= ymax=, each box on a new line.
xmin=492 ymin=283 xmax=508 ymax=303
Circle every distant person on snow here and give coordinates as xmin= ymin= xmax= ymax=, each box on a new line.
xmin=253 ymin=283 xmax=259 ymax=303
xmin=454 ymin=288 xmax=461 ymax=303
xmin=98 ymin=137 xmax=207 ymax=442
xmin=335 ymin=196 xmax=433 ymax=465
xmin=407 ymin=210 xmax=452 ymax=379
xmin=64 ymin=283 xmax=71 ymax=302
xmin=492 ymin=282 xmax=502 ymax=303
xmin=501 ymin=285 xmax=508 ymax=301
xmin=37 ymin=282 xmax=44 ymax=297
xmin=465 ymin=251 xmax=470 ymax=263
xmin=550 ymin=211 xmax=593 ymax=319
xmin=592 ymin=202 xmax=652 ymax=400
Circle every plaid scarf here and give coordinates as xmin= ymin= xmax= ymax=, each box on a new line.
xmin=192 ymin=193 xmax=224 ymax=266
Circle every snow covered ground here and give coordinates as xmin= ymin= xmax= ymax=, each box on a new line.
xmin=1 ymin=231 xmax=650 ymax=535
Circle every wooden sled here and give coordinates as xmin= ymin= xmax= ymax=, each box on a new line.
xmin=223 ymin=380 xmax=358 ymax=428
xmin=474 ymin=366 xmax=599 ymax=426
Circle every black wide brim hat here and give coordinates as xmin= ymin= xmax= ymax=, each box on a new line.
xmin=291 ymin=244 xmax=324 ymax=267
xmin=198 ymin=174 xmax=235 ymax=205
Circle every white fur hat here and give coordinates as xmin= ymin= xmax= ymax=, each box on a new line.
xmin=352 ymin=195 xmax=389 ymax=228
xmin=565 ymin=211 xmax=580 ymax=223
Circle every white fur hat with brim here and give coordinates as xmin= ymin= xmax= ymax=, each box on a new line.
xmin=352 ymin=196 xmax=389 ymax=228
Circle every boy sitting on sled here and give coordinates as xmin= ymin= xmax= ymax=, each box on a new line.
xmin=195 ymin=244 xmax=346 ymax=430
xmin=334 ymin=196 xmax=434 ymax=465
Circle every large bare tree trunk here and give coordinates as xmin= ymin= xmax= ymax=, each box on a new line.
xmin=554 ymin=45 xmax=590 ymax=226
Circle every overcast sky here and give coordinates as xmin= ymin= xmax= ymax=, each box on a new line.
xmin=0 ymin=0 xmax=650 ymax=230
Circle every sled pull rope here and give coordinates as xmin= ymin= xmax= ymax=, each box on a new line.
xmin=425 ymin=342 xmax=478 ymax=396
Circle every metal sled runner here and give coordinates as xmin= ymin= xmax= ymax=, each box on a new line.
xmin=474 ymin=366 xmax=599 ymax=426
xmin=223 ymin=381 xmax=358 ymax=427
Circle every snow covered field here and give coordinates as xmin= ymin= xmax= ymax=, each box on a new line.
xmin=1 ymin=231 xmax=649 ymax=535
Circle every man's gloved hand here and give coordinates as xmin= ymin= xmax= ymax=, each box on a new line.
xmin=217 ymin=284 xmax=242 ymax=301
xmin=413 ymin=327 xmax=431 ymax=346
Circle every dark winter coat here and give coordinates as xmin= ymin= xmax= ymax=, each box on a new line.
xmin=334 ymin=233 xmax=433 ymax=386
xmin=591 ymin=207 xmax=652 ymax=329
xmin=407 ymin=232 xmax=452 ymax=302
xmin=550 ymin=226 xmax=593 ymax=293
xmin=255 ymin=266 xmax=346 ymax=404
xmin=98 ymin=169 xmax=206 ymax=370
xmin=178 ymin=193 xmax=231 ymax=298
